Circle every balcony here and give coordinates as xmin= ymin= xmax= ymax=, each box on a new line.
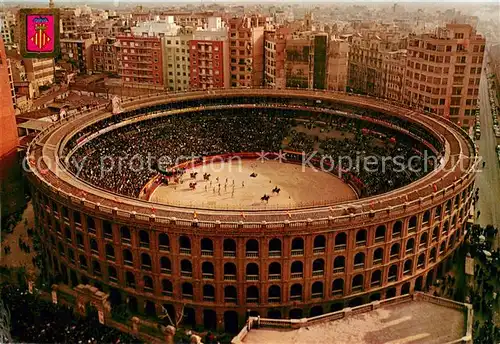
xmin=268 ymin=250 xmax=281 ymax=258
xmin=159 ymin=245 xmax=170 ymax=252
xmin=180 ymin=248 xmax=191 ymax=255
xmin=246 ymin=274 xmax=258 ymax=281
xmin=201 ymin=250 xmax=213 ymax=257
xmin=370 ymin=280 xmax=381 ymax=287
xmin=333 ymin=267 xmax=345 ymax=274
xmin=109 ymin=276 xmax=118 ymax=283
xmin=268 ymin=297 xmax=280 ymax=303
xmin=139 ymin=242 xmax=149 ymax=249
xmin=312 ymin=270 xmax=324 ymax=277
xmin=313 ymin=247 xmax=325 ymax=254
xmin=351 ymin=285 xmax=363 ymax=293
xmin=390 ymin=254 xmax=399 ymax=260
xmin=203 ymin=295 xmax=215 ymax=302
xmin=334 ymin=244 xmax=346 ymax=251
xmin=162 ymin=290 xmax=173 ymax=297
xmin=373 ymin=258 xmax=382 ymax=265
xmin=246 ymin=297 xmax=258 ymax=303
xmin=104 ymin=233 xmax=113 ymax=240
xmin=181 ymin=271 xmax=192 ymax=278
xmin=355 ymin=240 xmax=366 ymax=248
xmin=246 ymin=251 xmax=258 ymax=258
xmin=223 ymin=251 xmax=236 ymax=258
xmin=182 ymin=294 xmax=193 ymax=300
xmin=141 ymin=264 xmax=152 ymax=272
xmin=291 ymin=249 xmax=304 ymax=256
xmin=311 ymin=292 xmax=323 ymax=299
xmin=375 ymin=236 xmax=385 ymax=243
xmin=332 ymin=289 xmax=343 ymax=297
xmin=224 ymin=297 xmax=237 ymax=303
xmin=388 ymin=275 xmax=397 ymax=282
xmin=124 ymin=260 xmax=133 ymax=267
xmin=122 ymin=238 xmax=131 ymax=245
xmin=202 ymin=273 xmax=214 ymax=280
xmin=291 ymin=272 xmax=303 ymax=279
xmin=224 ymin=274 xmax=236 ymax=281
xmin=268 ymin=274 xmax=281 ymax=281
xmin=290 ymin=295 xmax=302 ymax=301
xmin=354 ymin=263 xmax=364 ymax=270
xmin=88 ymin=227 xmax=96 ymax=235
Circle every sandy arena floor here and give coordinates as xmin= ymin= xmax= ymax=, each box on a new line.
xmin=149 ymin=160 xmax=357 ymax=209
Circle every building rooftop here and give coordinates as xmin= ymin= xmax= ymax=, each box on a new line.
xmin=234 ymin=293 xmax=472 ymax=344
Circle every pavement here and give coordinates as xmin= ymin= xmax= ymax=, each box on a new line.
xmin=476 ymin=68 xmax=500 ymax=247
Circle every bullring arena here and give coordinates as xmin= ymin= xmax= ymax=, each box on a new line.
xmin=27 ymin=88 xmax=477 ymax=334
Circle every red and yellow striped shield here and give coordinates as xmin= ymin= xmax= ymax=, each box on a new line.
xmin=31 ymin=24 xmax=51 ymax=50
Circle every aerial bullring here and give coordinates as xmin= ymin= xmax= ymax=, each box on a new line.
xmin=27 ymin=88 xmax=477 ymax=333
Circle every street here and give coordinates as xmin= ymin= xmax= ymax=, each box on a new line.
xmin=476 ymin=69 xmax=500 ymax=245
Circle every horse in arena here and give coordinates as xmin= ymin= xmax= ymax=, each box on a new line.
xmin=203 ymin=173 xmax=211 ymax=181
xmin=272 ymin=187 xmax=280 ymax=195
xmin=190 ymin=172 xmax=198 ymax=179
xmin=261 ymin=194 xmax=270 ymax=203
xmin=250 ymin=172 xmax=258 ymax=178
xmin=189 ymin=182 xmax=197 ymax=190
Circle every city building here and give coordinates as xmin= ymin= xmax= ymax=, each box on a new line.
xmin=116 ymin=35 xmax=164 ymax=87
xmin=0 ymin=38 xmax=19 ymax=157
xmin=92 ymin=38 xmax=118 ymax=74
xmin=60 ymin=33 xmax=96 ymax=74
xmin=383 ymin=49 xmax=407 ymax=101
xmin=347 ymin=32 xmax=407 ymax=98
xmin=0 ymin=11 xmax=16 ymax=45
xmin=284 ymin=32 xmax=329 ymax=90
xmin=326 ymin=38 xmax=349 ymax=91
xmin=405 ymin=23 xmax=485 ymax=127
xmin=228 ymin=16 xmax=265 ymax=88
xmin=190 ymin=17 xmax=230 ymax=90
xmin=264 ymin=27 xmax=289 ymax=89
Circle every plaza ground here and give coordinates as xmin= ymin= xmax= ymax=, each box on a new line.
xmin=150 ymin=160 xmax=357 ymax=209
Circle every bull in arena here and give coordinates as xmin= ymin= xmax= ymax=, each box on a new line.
xmin=272 ymin=186 xmax=280 ymax=195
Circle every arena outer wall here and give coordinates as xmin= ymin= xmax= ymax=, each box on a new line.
xmin=26 ymin=88 xmax=478 ymax=333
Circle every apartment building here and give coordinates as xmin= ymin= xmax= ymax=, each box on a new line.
xmin=116 ymin=35 xmax=164 ymax=87
xmin=264 ymin=27 xmax=289 ymax=89
xmin=383 ymin=49 xmax=407 ymax=101
xmin=60 ymin=33 xmax=95 ymax=74
xmin=0 ymin=11 xmax=16 ymax=45
xmin=228 ymin=16 xmax=265 ymax=87
xmin=405 ymin=23 xmax=485 ymax=127
xmin=92 ymin=38 xmax=118 ymax=74
xmin=0 ymin=38 xmax=18 ymax=158
xmin=326 ymin=38 xmax=349 ymax=91
xmin=190 ymin=18 xmax=230 ymax=90
xmin=348 ymin=33 xmax=407 ymax=98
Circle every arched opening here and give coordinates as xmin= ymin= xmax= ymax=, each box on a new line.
xmin=419 ymin=232 xmax=428 ymax=249
xmin=86 ymin=217 xmax=96 ymax=234
xmin=70 ymin=270 xmax=78 ymax=286
xmin=355 ymin=229 xmax=367 ymax=246
xmin=201 ymin=238 xmax=214 ymax=256
xmin=311 ymin=281 xmax=323 ymax=298
xmin=128 ymin=296 xmax=138 ymax=313
xmin=125 ymin=271 xmax=135 ymax=288
xmin=179 ymin=236 xmax=191 ymax=254
xmin=415 ymin=276 xmax=423 ymax=291
xmin=392 ymin=221 xmax=402 ymax=238
xmin=375 ymin=225 xmax=386 ymax=242
xmin=103 ymin=221 xmax=113 ymax=239
xmin=405 ymin=238 xmax=415 ymax=254
xmin=439 ymin=241 xmax=446 ymax=255
xmin=141 ymin=253 xmax=152 ymax=271
xmin=182 ymin=282 xmax=193 ymax=299
xmin=352 ymin=274 xmax=364 ymax=292
xmin=291 ymin=261 xmax=303 ymax=278
xmin=371 ymin=270 xmax=382 ymax=287
xmin=443 ymin=221 xmax=449 ymax=235
xmin=224 ymin=286 xmax=237 ymax=303
xmin=268 ymin=262 xmax=281 ymax=280
xmin=423 ymin=210 xmax=430 ymax=225
xmin=246 ymin=263 xmax=259 ymax=280
xmin=332 ymin=278 xmax=344 ymax=296
xmin=313 ymin=235 xmax=325 ymax=253
xmin=386 ymin=287 xmax=397 ymax=298
xmin=354 ymin=252 xmax=365 ymax=269
xmin=223 ymin=238 xmax=236 ymax=257
xmin=143 ymin=275 xmax=153 ymax=292
xmin=390 ymin=243 xmax=400 ymax=260
xmin=426 ymin=272 xmax=434 ymax=289
xmin=312 ymin=259 xmax=324 ymax=276
xmin=162 ymin=279 xmax=173 ymax=296
xmin=203 ymin=284 xmax=215 ymax=302
xmin=268 ymin=285 xmax=281 ymax=303
xmin=76 ymin=233 xmax=83 ymax=249
xmin=109 ymin=288 xmax=121 ymax=308
xmin=123 ymin=249 xmax=133 ymax=266
xmin=105 ymin=244 xmax=115 ymax=261
xmin=417 ymin=253 xmax=426 ymax=269
xmin=435 ymin=205 xmax=442 ymax=219
xmin=246 ymin=286 xmax=259 ymax=303
xmin=404 ymin=259 xmax=413 ymax=275
xmin=432 ymin=226 xmax=439 ymax=242
xmin=290 ymin=284 xmax=302 ymax=301
xmin=144 ymin=300 xmax=156 ymax=316
xmin=348 ymin=297 xmax=364 ymax=307
xmin=224 ymin=262 xmax=237 ymax=280
xmin=408 ymin=216 xmax=417 ymax=231
xmin=333 ymin=256 xmax=345 ymax=273
xmin=202 ymin=261 xmax=214 ymax=279
xmin=158 ymin=233 xmax=170 ymax=251
xmin=430 ymin=248 xmax=437 ymax=263
xmin=203 ymin=309 xmax=217 ymax=330
xmin=120 ymin=226 xmax=131 ymax=244
xmin=373 ymin=248 xmax=384 ymax=265
xmin=224 ymin=311 xmax=239 ymax=334
xmin=334 ymin=232 xmax=347 ymax=250
xmin=401 ymin=282 xmax=411 ymax=295
xmin=268 ymin=238 xmax=282 ymax=257
xmin=79 ymin=255 xmax=87 ymax=269
xmin=181 ymin=260 xmax=193 ymax=277
xmin=108 ymin=266 xmax=118 ymax=283
xmin=388 ymin=264 xmax=398 ymax=282
xmin=184 ymin=307 xmax=196 ymax=328
xmin=445 ymin=200 xmax=451 ymax=214
xmin=309 ymin=305 xmax=323 ymax=317
xmin=160 ymin=257 xmax=171 ymax=274
xmin=65 ymin=227 xmax=72 ymax=242
xmin=245 ymin=239 xmax=259 ymax=257
xmin=90 ymin=239 xmax=99 ymax=255
xmin=289 ymin=309 xmax=303 ymax=319
xmin=162 ymin=304 xmax=176 ymax=324
xmin=267 ymin=310 xmax=281 ymax=319
xmin=370 ymin=293 xmax=381 ymax=301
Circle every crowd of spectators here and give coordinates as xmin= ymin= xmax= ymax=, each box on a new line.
xmin=67 ymin=105 xmax=437 ymax=198
xmin=1 ymin=284 xmax=141 ymax=343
